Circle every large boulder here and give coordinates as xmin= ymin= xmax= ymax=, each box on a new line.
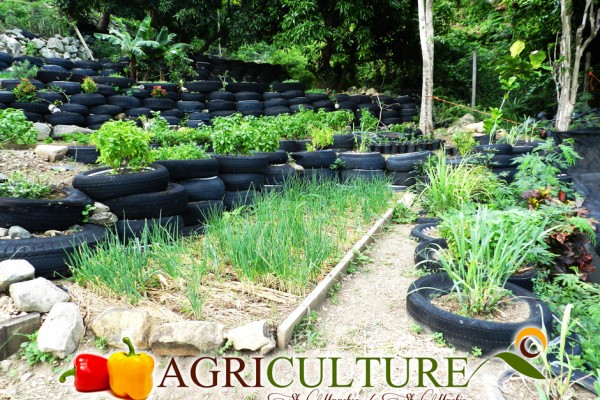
xmin=9 ymin=278 xmax=70 ymax=313
xmin=150 ymin=321 xmax=225 ymax=356
xmin=91 ymin=308 xmax=154 ymax=350
xmin=37 ymin=302 xmax=84 ymax=358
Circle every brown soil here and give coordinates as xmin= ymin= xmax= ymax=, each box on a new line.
xmin=430 ymin=292 xmax=530 ymax=323
xmin=501 ymin=371 xmax=596 ymax=400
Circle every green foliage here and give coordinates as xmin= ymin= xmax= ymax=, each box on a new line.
xmin=151 ymin=144 xmax=210 ymax=161
xmin=437 ymin=206 xmax=554 ymax=316
xmin=0 ymin=108 xmax=37 ymax=145
xmin=61 ymin=132 xmax=94 ymax=145
xmin=94 ymin=337 xmax=108 ymax=352
xmin=12 ymin=78 xmax=38 ymax=103
xmin=80 ymin=77 xmax=97 ymax=94
xmin=306 ymin=127 xmax=334 ymax=151
xmin=19 ymin=332 xmax=59 ymax=366
xmin=210 ymin=113 xmax=281 ymax=155
xmin=0 ymin=172 xmax=51 ymax=199
xmin=291 ymin=311 xmax=325 ymax=351
xmin=92 ymin=120 xmax=152 ymax=172
xmin=392 ymin=203 xmax=418 ymax=224
xmin=452 ymin=131 xmax=476 ymax=155
xmin=0 ymin=1 xmax=70 ymax=37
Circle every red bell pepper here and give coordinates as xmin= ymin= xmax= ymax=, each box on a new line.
xmin=59 ymin=354 xmax=110 ymax=392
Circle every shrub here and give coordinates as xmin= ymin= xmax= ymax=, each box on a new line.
xmin=81 ymin=77 xmax=97 ymax=94
xmin=0 ymin=172 xmax=51 ymax=199
xmin=92 ymin=120 xmax=152 ymax=172
xmin=151 ymin=144 xmax=210 ymax=160
xmin=8 ymin=61 xmax=39 ymax=80
xmin=12 ymin=78 xmax=38 ymax=102
xmin=150 ymin=86 xmax=167 ymax=98
xmin=0 ymin=108 xmax=37 ymax=146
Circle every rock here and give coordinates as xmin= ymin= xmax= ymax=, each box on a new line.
xmin=63 ymin=52 xmax=71 ymax=59
xmin=289 ymin=162 xmax=304 ymax=172
xmin=37 ymin=302 xmax=84 ymax=358
xmin=0 ymin=360 xmax=12 ymax=373
xmin=8 ymin=226 xmax=31 ymax=239
xmin=0 ymin=228 xmax=8 ymax=237
xmin=0 ymin=259 xmax=35 ymax=293
xmin=6 ymin=29 xmax=24 ymax=39
xmin=43 ymin=230 xmax=63 ymax=237
xmin=34 ymin=145 xmax=68 ymax=162
xmin=9 ymin=278 xmax=71 ymax=313
xmin=150 ymin=321 xmax=225 ymax=356
xmin=46 ymin=37 xmax=64 ymax=52
xmin=30 ymin=38 xmax=45 ymax=49
xmin=40 ymin=48 xmax=59 ymax=59
xmin=365 ymin=87 xmax=378 ymax=96
xmin=89 ymin=212 xmax=117 ymax=226
xmin=5 ymin=37 xmax=22 ymax=56
xmin=91 ymin=308 xmax=154 ymax=350
xmin=33 ymin=123 xmax=52 ymax=141
xmin=65 ymin=45 xmax=78 ymax=54
xmin=454 ymin=113 xmax=476 ymax=127
xmin=225 ymin=320 xmax=272 ymax=352
xmin=259 ymin=337 xmax=277 ymax=355
xmin=52 ymin=125 xmax=94 ymax=138
xmin=93 ymin=202 xmax=110 ymax=214
xmin=464 ymin=122 xmax=485 ymax=133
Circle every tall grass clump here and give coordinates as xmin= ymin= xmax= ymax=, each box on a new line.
xmin=204 ymin=178 xmax=394 ymax=294
xmin=417 ymin=153 xmax=501 ymax=216
xmin=437 ymin=206 xmax=555 ymax=316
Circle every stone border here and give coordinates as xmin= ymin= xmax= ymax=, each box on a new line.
xmin=276 ymin=192 xmax=415 ymax=348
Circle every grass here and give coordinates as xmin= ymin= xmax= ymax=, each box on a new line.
xmin=291 ymin=310 xmax=325 ymax=351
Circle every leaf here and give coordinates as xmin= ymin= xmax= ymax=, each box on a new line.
xmin=510 ymin=41 xmax=526 ymax=58
xmin=529 ymin=50 xmax=547 ymax=69
xmin=493 ymin=352 xmax=545 ymax=379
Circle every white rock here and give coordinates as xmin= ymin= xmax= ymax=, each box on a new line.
xmin=65 ymin=45 xmax=78 ymax=54
xmin=0 ymin=360 xmax=12 ymax=372
xmin=225 ymin=320 xmax=272 ymax=351
xmin=37 ymin=302 xmax=84 ymax=358
xmin=88 ymin=212 xmax=117 ymax=226
xmin=0 ymin=228 xmax=8 ymax=237
xmin=5 ymin=37 xmax=22 ymax=56
xmin=0 ymin=259 xmax=35 ymax=292
xmin=150 ymin=321 xmax=225 ymax=356
xmin=93 ymin=202 xmax=110 ymax=214
xmin=464 ymin=122 xmax=485 ymax=133
xmin=91 ymin=308 xmax=154 ymax=349
xmin=9 ymin=278 xmax=71 ymax=313
xmin=46 ymin=37 xmax=64 ymax=52
xmin=30 ymin=38 xmax=46 ymax=49
xmin=8 ymin=226 xmax=31 ymax=239
xmin=52 ymin=125 xmax=94 ymax=138
xmin=35 ymin=145 xmax=68 ymax=162
xmin=33 ymin=123 xmax=52 ymax=141
xmin=40 ymin=48 xmax=59 ymax=59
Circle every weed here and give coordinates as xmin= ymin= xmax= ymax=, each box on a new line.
xmin=19 ymin=332 xmax=59 ymax=366
xmin=409 ymin=323 xmax=424 ymax=335
xmin=328 ymin=282 xmax=341 ymax=305
xmin=94 ymin=337 xmax=108 ymax=352
xmin=471 ymin=346 xmax=483 ymax=357
xmin=431 ymin=332 xmax=450 ymax=348
xmin=291 ymin=311 xmax=325 ymax=351
xmin=81 ymin=204 xmax=96 ymax=223
xmin=392 ymin=203 xmax=418 ymax=224
xmin=218 ymin=340 xmax=233 ymax=356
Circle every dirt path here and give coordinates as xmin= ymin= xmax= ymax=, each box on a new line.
xmin=0 ymin=221 xmax=511 ymax=400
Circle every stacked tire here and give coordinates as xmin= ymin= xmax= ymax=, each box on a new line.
xmin=386 ymin=151 xmax=433 ymax=186
xmin=471 ymin=144 xmax=517 ymax=183
xmin=337 ymin=152 xmax=386 ymax=182
xmin=292 ymin=150 xmax=339 ymax=182
xmin=216 ymin=155 xmax=269 ymax=210
xmin=259 ymin=150 xmax=296 ymax=192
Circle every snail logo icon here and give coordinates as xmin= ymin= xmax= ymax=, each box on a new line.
xmin=515 ymin=327 xmax=547 ymax=359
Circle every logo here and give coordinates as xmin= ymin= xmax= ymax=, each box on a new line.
xmin=514 ymin=327 xmax=547 ymax=359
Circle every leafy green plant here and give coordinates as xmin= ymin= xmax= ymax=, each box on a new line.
xmin=61 ymin=132 xmax=94 ymax=145
xmin=80 ymin=77 xmax=97 ymax=94
xmin=437 ymin=206 xmax=555 ymax=316
xmin=392 ymin=203 xmax=418 ymax=224
xmin=81 ymin=204 xmax=95 ymax=223
xmin=7 ymin=61 xmax=39 ymax=80
xmin=0 ymin=172 xmax=51 ymax=199
xmin=94 ymin=337 xmax=108 ymax=352
xmin=12 ymin=78 xmax=38 ymax=103
xmin=452 ymin=130 xmax=476 ymax=155
xmin=19 ymin=332 xmax=59 ymax=366
xmin=151 ymin=144 xmax=210 ymax=161
xmin=150 ymin=86 xmax=167 ymax=98
xmin=91 ymin=120 xmax=152 ymax=172
xmin=291 ymin=311 xmax=325 ymax=351
xmin=0 ymin=108 xmax=37 ymax=146
xmin=410 ymin=323 xmax=424 ymax=334
xmin=306 ymin=127 xmax=334 ymax=151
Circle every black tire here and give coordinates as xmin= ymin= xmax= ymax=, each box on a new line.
xmin=161 ymin=109 xmax=185 ymax=119
xmin=1 ymin=79 xmax=42 ymax=91
xmin=264 ymin=164 xmax=297 ymax=184
xmin=45 ymin=112 xmax=86 ymax=126
xmin=492 ymin=167 xmax=518 ymax=183
xmin=0 ymin=224 xmax=107 ymax=279
xmin=472 ymin=144 xmax=513 ymax=155
xmin=11 ymin=102 xmax=49 ymax=115
xmin=301 ymin=168 xmax=339 ymax=182
xmin=180 ymin=92 xmax=206 ymax=102
xmin=66 ymin=146 xmax=99 ymax=164
xmin=350 ymin=94 xmax=371 ymax=104
xmin=387 ymin=170 xmax=416 ymax=186
xmin=154 ymin=158 xmax=219 ymax=181
xmin=507 ymin=267 xmax=538 ymax=292
xmin=183 ymin=200 xmax=224 ymax=226
xmin=129 ymin=89 xmax=150 ymax=99
xmin=181 ymin=224 xmax=206 ymax=237
xmin=240 ymin=110 xmax=263 ymax=118
xmin=235 ymin=91 xmax=262 ymax=101
xmin=312 ymin=99 xmax=335 ymax=109
xmin=36 ymin=70 xmax=72 ymax=83
xmin=272 ymin=82 xmax=305 ymax=92
xmin=103 ymin=182 xmax=187 ymax=220
xmin=23 ymin=112 xmax=43 ymax=122
xmin=410 ymin=223 xmax=447 ymax=246
xmin=332 ymin=134 xmax=356 ymax=149
xmin=215 ymin=155 xmax=269 ymax=173
xmin=142 ymin=98 xmax=176 ymax=111
xmin=91 ymin=76 xmax=135 ymax=89
xmin=253 ymin=150 xmax=288 ymax=165
xmin=262 ymin=92 xmax=285 ymax=100
xmin=406 ymin=273 xmax=553 ymax=355
xmin=207 ymin=100 xmax=235 ymax=111
xmin=263 ymin=98 xmax=288 ymax=108
xmin=58 ymin=103 xmax=89 ymax=115
xmin=382 ymin=118 xmax=403 ymax=126
xmin=0 ymin=91 xmax=15 ymax=104
xmin=162 ymin=116 xmax=180 ymax=125
xmin=184 ymin=81 xmax=222 ymax=93
xmin=70 ymin=94 xmax=106 ymax=107
xmin=413 ymin=241 xmax=444 ymax=271
xmin=226 ymin=82 xmax=269 ymax=93
xmin=338 ymin=152 xmax=385 ymax=170
xmin=236 ymin=100 xmax=262 ymax=111
xmin=176 ymin=101 xmax=205 ymax=113
xmin=106 ymin=95 xmax=141 ymax=109
xmin=386 ymin=151 xmax=434 ymax=172
xmin=340 ymin=169 xmax=385 ymax=182
xmin=43 ymin=58 xmax=74 ymax=70
xmin=291 ymin=151 xmax=337 ymax=169
xmin=220 ymin=173 xmax=265 ymax=191
xmin=140 ymin=82 xmax=179 ymax=92
xmin=290 ymin=105 xmax=314 ymax=114
xmin=72 ymin=164 xmax=170 ymax=200
xmin=288 ymin=97 xmax=311 ymax=106
xmin=186 ymin=120 xmax=209 ymax=128
xmin=178 ymin=177 xmax=225 ymax=201
xmin=487 ymin=155 xmax=517 ymax=168
xmin=46 ymin=81 xmax=81 ymax=95
xmin=125 ymin=107 xmax=153 ymax=118
xmin=279 ymin=140 xmax=298 ymax=153
xmin=0 ymin=188 xmax=93 ymax=231
xmin=70 ymin=68 xmax=97 ymax=76
xmin=305 ymin=93 xmax=330 ymax=102
xmin=282 ymin=90 xmax=305 ymax=99
xmin=89 ymin=105 xmax=123 ymax=116
xmin=207 ymin=91 xmax=235 ymax=102
xmin=13 ymin=56 xmax=43 ymax=67
xmin=264 ymin=106 xmax=290 ymax=116
xmin=223 ymin=190 xmax=256 ymax=210
xmin=209 ymin=110 xmax=236 ymax=118
xmin=113 ymin=215 xmax=183 ymax=242
xmin=74 ymin=60 xmax=102 ymax=71
xmin=337 ymin=101 xmax=358 ymax=111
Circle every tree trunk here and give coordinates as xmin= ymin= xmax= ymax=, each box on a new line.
xmin=555 ymin=0 xmax=600 ymax=131
xmin=96 ymin=11 xmax=111 ymax=33
xmin=418 ymin=0 xmax=434 ymax=137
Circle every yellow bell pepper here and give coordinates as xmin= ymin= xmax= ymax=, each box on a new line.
xmin=107 ymin=337 xmax=154 ymax=400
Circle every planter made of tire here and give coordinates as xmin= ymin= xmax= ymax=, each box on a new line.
xmin=102 ymin=182 xmax=187 ymax=220
xmin=89 ymin=104 xmax=124 ymax=116
xmin=264 ymin=164 xmax=297 ymax=185
xmin=10 ymin=102 xmax=49 ymax=115
xmin=0 ymin=224 xmax=107 ymax=279
xmin=291 ymin=151 xmax=337 ymax=169
xmin=113 ymin=215 xmax=183 ymax=242
xmin=106 ymin=95 xmax=141 ymax=109
xmin=72 ymin=164 xmax=170 ymax=201
xmin=410 ymin=223 xmax=447 ymax=246
xmin=184 ymin=81 xmax=222 ymax=93
xmin=387 ymin=171 xmax=417 ymax=186
xmin=66 ymin=146 xmax=99 ymax=164
xmin=407 ymin=273 xmax=553 ymax=355
xmin=45 ymin=112 xmax=86 ymax=126
xmin=279 ymin=140 xmax=298 ymax=153
xmin=0 ymin=188 xmax=93 ymax=231
xmin=338 ymin=152 xmax=385 ymax=170
xmin=47 ymin=81 xmax=81 ymax=95
xmin=340 ymin=169 xmax=385 ymax=182
xmin=223 ymin=190 xmax=256 ymax=210
xmin=507 ymin=267 xmax=538 ymax=293
xmin=183 ymin=200 xmax=224 ymax=226
xmin=472 ymin=144 xmax=512 ymax=155
xmin=332 ymin=134 xmax=356 ymax=149
xmin=301 ymin=168 xmax=339 ymax=182
xmin=413 ymin=241 xmax=447 ymax=271
xmin=70 ymin=93 xmax=106 ymax=107
xmin=252 ymin=150 xmax=288 ymax=165
xmin=215 ymin=155 xmax=269 ymax=173
xmin=154 ymin=158 xmax=219 ymax=181
xmin=58 ymin=103 xmax=89 ymax=115
xmin=142 ymin=98 xmax=176 ymax=111
xmin=386 ymin=151 xmax=434 ymax=172
xmin=220 ymin=173 xmax=265 ymax=191
xmin=178 ymin=177 xmax=225 ymax=201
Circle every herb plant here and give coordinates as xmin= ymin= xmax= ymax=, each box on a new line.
xmin=151 ymin=143 xmax=210 ymax=160
xmin=0 ymin=172 xmax=51 ymax=199
xmin=12 ymin=78 xmax=38 ymax=102
xmin=0 ymin=108 xmax=38 ymax=146
xmin=81 ymin=77 xmax=98 ymax=94
xmin=92 ymin=120 xmax=153 ymax=172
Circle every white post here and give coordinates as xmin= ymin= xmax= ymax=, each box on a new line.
xmin=471 ymin=50 xmax=477 ymax=107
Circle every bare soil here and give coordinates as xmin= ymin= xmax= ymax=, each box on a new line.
xmin=430 ymin=293 xmax=530 ymax=323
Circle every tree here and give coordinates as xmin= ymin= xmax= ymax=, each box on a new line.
xmin=554 ymin=0 xmax=600 ymax=131
xmin=418 ymin=0 xmax=434 ymax=136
